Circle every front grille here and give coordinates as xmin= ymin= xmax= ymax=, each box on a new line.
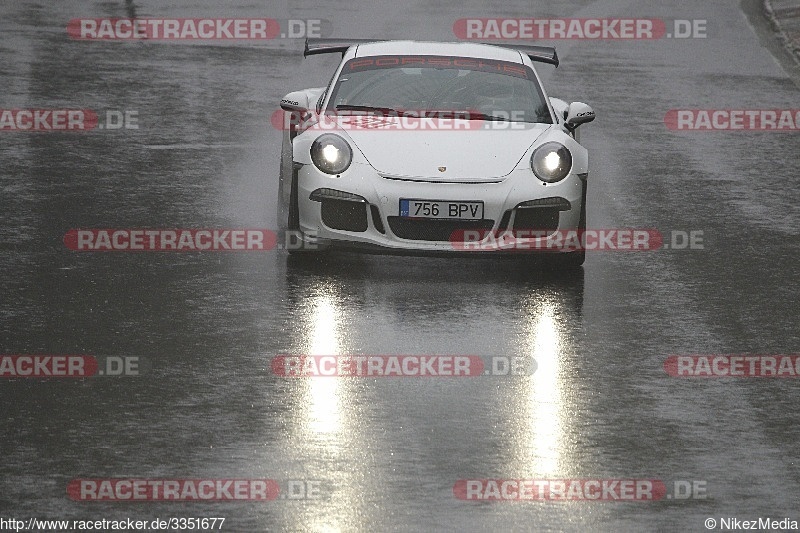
xmin=511 ymin=197 xmax=570 ymax=233
xmin=512 ymin=207 xmax=560 ymax=233
xmin=387 ymin=217 xmax=494 ymax=241
xmin=320 ymin=199 xmax=368 ymax=232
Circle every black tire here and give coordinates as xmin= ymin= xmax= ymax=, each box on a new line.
xmin=286 ymin=167 xmax=309 ymax=256
xmin=287 ymin=166 xmax=300 ymax=232
xmin=285 ymin=166 xmax=329 ymax=256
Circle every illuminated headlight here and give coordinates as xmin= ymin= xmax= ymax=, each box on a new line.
xmin=310 ymin=134 xmax=352 ymax=175
xmin=531 ymin=142 xmax=572 ymax=183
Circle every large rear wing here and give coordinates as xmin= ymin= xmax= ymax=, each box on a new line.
xmin=506 ymin=44 xmax=559 ymax=67
xmin=303 ymin=38 xmax=559 ymax=67
xmin=304 ymin=38 xmax=384 ymax=57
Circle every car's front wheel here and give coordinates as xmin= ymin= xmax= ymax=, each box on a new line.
xmin=284 ymin=167 xmax=323 ymax=256
xmin=279 ymin=139 xmax=329 ymax=256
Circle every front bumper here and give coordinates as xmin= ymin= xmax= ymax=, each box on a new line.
xmin=293 ymin=161 xmax=585 ymax=254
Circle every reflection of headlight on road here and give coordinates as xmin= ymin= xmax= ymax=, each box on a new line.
xmin=531 ymin=142 xmax=572 ymax=183
xmin=528 ymin=302 xmax=564 ymax=475
xmin=533 ymin=305 xmax=561 ymax=358
xmin=308 ymin=295 xmax=340 ymax=356
xmin=311 ymin=133 xmax=352 ymax=174
xmin=303 ymin=294 xmax=343 ymax=435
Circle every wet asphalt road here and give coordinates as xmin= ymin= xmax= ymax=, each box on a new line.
xmin=1 ymin=0 xmax=799 ymax=531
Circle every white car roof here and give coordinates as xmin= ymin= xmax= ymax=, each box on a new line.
xmin=350 ymin=40 xmax=525 ymax=64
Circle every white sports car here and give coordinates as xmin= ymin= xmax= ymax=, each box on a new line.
xmin=278 ymin=38 xmax=595 ymax=265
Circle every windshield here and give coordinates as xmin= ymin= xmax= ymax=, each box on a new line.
xmin=326 ymin=55 xmax=552 ymax=123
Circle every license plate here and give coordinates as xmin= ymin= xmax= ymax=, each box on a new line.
xmin=399 ymin=199 xmax=484 ymax=220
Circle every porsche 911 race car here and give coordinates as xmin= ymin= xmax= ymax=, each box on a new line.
xmin=277 ymin=38 xmax=595 ymax=265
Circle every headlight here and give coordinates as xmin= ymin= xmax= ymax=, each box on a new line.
xmin=310 ymin=134 xmax=352 ymax=175
xmin=531 ymin=142 xmax=572 ymax=183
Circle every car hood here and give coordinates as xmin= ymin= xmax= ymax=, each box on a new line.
xmin=334 ymin=118 xmax=551 ymax=181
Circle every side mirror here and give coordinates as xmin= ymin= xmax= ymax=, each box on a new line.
xmin=565 ymin=102 xmax=595 ymax=131
xmin=280 ymin=90 xmax=311 ymax=113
